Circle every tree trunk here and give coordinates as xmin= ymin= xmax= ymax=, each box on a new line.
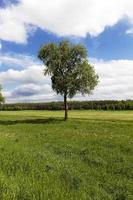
xmin=64 ymin=94 xmax=68 ymax=121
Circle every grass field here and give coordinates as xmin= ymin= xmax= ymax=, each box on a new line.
xmin=0 ymin=110 xmax=133 ymax=199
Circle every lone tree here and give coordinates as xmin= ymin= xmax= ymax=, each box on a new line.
xmin=38 ymin=40 xmax=98 ymax=120
xmin=0 ymin=85 xmax=5 ymax=104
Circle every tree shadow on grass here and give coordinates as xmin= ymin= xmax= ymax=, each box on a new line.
xmin=0 ymin=117 xmax=64 ymax=125
xmin=72 ymin=117 xmax=133 ymax=123
xmin=0 ymin=117 xmax=132 ymax=125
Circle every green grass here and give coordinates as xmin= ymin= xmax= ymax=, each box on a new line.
xmin=0 ymin=110 xmax=133 ymax=199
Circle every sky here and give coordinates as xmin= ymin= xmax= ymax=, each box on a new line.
xmin=1 ymin=0 xmax=133 ymax=102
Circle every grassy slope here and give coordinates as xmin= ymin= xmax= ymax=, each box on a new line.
xmin=0 ymin=111 xmax=133 ymax=199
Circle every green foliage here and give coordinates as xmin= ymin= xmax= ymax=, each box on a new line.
xmin=38 ymin=40 xmax=98 ymax=120
xmin=2 ymin=100 xmax=133 ymax=111
xmin=0 ymin=85 xmax=4 ymax=104
xmin=0 ymin=110 xmax=133 ymax=199
xmin=38 ymin=40 xmax=98 ymax=98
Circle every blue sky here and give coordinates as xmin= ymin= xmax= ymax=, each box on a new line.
xmin=2 ymin=19 xmax=133 ymax=60
xmin=1 ymin=0 xmax=133 ymax=102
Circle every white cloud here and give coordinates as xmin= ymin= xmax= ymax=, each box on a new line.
xmin=126 ymin=28 xmax=133 ymax=34
xmin=1 ymin=0 xmax=133 ymax=43
xmin=0 ymin=52 xmax=40 ymax=69
xmin=0 ymin=65 xmax=49 ymax=84
xmin=89 ymin=59 xmax=133 ymax=100
xmin=0 ymin=55 xmax=133 ymax=102
xmin=0 ymin=6 xmax=27 ymax=43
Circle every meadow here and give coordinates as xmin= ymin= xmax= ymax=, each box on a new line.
xmin=0 ymin=110 xmax=133 ymax=199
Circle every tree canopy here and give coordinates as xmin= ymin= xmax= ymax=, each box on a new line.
xmin=0 ymin=85 xmax=5 ymax=104
xmin=38 ymin=40 xmax=99 ymax=120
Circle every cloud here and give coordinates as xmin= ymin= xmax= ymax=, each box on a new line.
xmin=0 ymin=65 xmax=49 ymax=84
xmin=1 ymin=0 xmax=133 ymax=43
xmin=6 ymin=84 xmax=57 ymax=103
xmin=89 ymin=59 xmax=133 ymax=100
xmin=0 ymin=53 xmax=40 ymax=69
xmin=1 ymin=55 xmax=133 ymax=102
xmin=0 ymin=42 xmax=2 ymax=50
xmin=126 ymin=28 xmax=133 ymax=34
xmin=0 ymin=6 xmax=27 ymax=43
xmin=12 ymin=83 xmax=52 ymax=97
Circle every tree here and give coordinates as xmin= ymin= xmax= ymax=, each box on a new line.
xmin=38 ymin=40 xmax=99 ymax=120
xmin=0 ymin=85 xmax=5 ymax=104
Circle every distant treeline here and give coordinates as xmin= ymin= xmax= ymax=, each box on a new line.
xmin=1 ymin=100 xmax=133 ymax=111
